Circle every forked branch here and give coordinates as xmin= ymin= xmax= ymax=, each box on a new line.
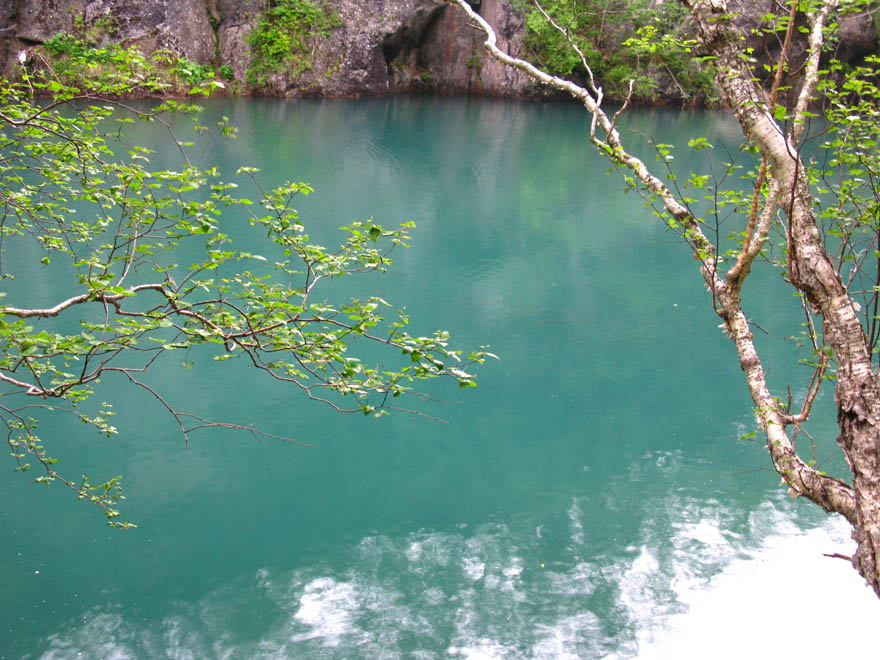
xmin=447 ymin=0 xmax=858 ymax=524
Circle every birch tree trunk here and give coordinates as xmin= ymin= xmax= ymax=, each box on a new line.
xmin=447 ymin=0 xmax=880 ymax=597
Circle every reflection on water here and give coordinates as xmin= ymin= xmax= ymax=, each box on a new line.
xmin=2 ymin=97 xmax=876 ymax=658
xmin=38 ymin=497 xmax=875 ymax=659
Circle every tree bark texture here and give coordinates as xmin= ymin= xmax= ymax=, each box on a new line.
xmin=448 ymin=0 xmax=880 ymax=597
xmin=685 ymin=0 xmax=880 ymax=599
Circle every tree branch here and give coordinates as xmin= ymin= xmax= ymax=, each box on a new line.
xmin=449 ymin=0 xmax=859 ymax=525
xmin=1 ymin=283 xmax=168 ymax=318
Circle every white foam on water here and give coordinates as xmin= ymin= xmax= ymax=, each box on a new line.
xmin=627 ymin=511 xmax=880 ymax=660
xmin=288 ymin=577 xmax=362 ymax=646
xmin=36 ymin=496 xmax=880 ymax=659
xmin=406 ymin=539 xmax=425 ymax=562
xmin=667 ymin=509 xmax=739 ymax=604
xmin=462 ymin=556 xmax=487 ymax=581
xmin=447 ymin=640 xmax=515 ymax=658
xmin=545 ymin=560 xmax=598 ymax=597
xmin=567 ymin=499 xmax=585 ymax=547
xmin=616 ymin=544 xmax=668 ymax=634
xmin=530 ymin=613 xmax=602 ymax=660
xmin=40 ymin=611 xmax=136 ymax=660
xmin=161 ymin=616 xmax=200 ymax=660
xmin=404 ymin=531 xmax=454 ymax=574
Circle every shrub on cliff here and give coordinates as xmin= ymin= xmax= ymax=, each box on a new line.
xmin=27 ymin=33 xmax=223 ymax=97
xmin=516 ymin=0 xmax=718 ymax=104
xmin=246 ymin=0 xmax=341 ymax=90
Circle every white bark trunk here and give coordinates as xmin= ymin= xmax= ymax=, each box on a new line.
xmin=685 ymin=0 xmax=880 ymax=597
xmin=447 ymin=0 xmax=880 ymax=595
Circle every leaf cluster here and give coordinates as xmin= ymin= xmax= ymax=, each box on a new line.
xmin=815 ymin=55 xmax=880 ymax=359
xmin=515 ymin=0 xmax=717 ymax=103
xmin=33 ymin=33 xmax=225 ymax=98
xmin=0 ymin=66 xmax=490 ymax=524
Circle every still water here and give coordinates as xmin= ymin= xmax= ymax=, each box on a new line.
xmin=2 ymin=97 xmax=878 ymax=659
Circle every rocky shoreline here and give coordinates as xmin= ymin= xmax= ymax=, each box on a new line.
xmin=1 ymin=0 xmax=877 ymax=104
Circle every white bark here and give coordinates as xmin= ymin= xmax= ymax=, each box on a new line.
xmin=447 ymin=0 xmax=880 ymax=593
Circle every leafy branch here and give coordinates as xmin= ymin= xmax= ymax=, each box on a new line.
xmin=1 ymin=47 xmax=493 ymax=525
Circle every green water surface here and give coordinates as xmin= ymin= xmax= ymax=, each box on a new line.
xmin=1 ymin=97 xmax=875 ymax=659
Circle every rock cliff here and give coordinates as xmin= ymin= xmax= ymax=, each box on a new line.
xmin=0 ymin=0 xmax=876 ymax=100
xmin=0 ymin=0 xmax=535 ymax=96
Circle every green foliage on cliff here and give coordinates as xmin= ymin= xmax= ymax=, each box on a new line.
xmin=516 ymin=0 xmax=717 ymax=104
xmin=247 ymin=0 xmax=342 ymax=89
xmin=37 ymin=33 xmax=222 ymax=96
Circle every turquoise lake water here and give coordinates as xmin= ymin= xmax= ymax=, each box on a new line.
xmin=1 ymin=97 xmax=878 ymax=659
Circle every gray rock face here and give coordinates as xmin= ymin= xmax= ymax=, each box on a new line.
xmin=16 ymin=0 xmax=89 ymax=43
xmin=0 ymin=1 xmax=20 ymax=29
xmin=473 ymin=0 xmax=532 ymax=94
xmin=293 ymin=0 xmax=441 ymax=96
xmin=417 ymin=0 xmax=532 ymax=95
xmin=836 ymin=10 xmax=878 ymax=62
xmin=216 ymin=0 xmax=266 ymax=83
xmin=0 ymin=0 xmax=22 ymax=77
xmin=9 ymin=0 xmax=215 ymax=61
xmin=0 ymin=0 xmax=536 ymax=97
xmin=296 ymin=0 xmax=533 ymax=97
xmin=84 ymin=0 xmax=216 ymax=63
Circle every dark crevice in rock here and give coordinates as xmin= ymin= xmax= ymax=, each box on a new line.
xmin=414 ymin=6 xmax=447 ymax=69
xmin=382 ymin=4 xmax=445 ymax=71
xmin=205 ymin=0 xmax=222 ymax=30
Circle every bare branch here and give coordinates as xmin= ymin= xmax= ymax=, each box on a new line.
xmin=791 ymin=1 xmax=838 ymax=144
xmin=0 ymin=371 xmax=47 ymax=396
xmin=1 ymin=283 xmax=167 ymax=318
xmin=533 ymin=0 xmax=600 ymax=95
xmin=445 ymin=0 xmax=718 ymax=282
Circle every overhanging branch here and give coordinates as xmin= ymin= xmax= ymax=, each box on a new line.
xmin=448 ymin=0 xmax=859 ymax=524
